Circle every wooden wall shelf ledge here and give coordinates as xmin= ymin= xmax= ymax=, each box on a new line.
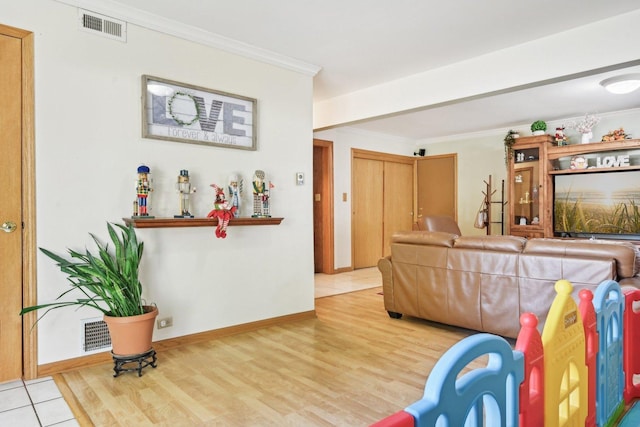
xmin=123 ymin=217 xmax=284 ymax=228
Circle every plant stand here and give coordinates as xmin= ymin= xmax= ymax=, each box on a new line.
xmin=112 ymin=348 xmax=157 ymax=377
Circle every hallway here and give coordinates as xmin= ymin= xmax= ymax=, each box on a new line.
xmin=314 ymin=267 xmax=381 ymax=298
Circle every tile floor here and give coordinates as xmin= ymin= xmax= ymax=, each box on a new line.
xmin=0 ymin=377 xmax=78 ymax=427
xmin=314 ymin=266 xmax=382 ymax=298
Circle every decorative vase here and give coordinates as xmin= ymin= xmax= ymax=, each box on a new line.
xmin=581 ymin=131 xmax=593 ymax=144
xmin=532 ymin=130 xmax=545 ymax=136
xmin=104 ymin=305 xmax=158 ymax=356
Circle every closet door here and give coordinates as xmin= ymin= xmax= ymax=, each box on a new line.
xmin=352 ymin=150 xmax=415 ymax=268
xmin=352 ymin=157 xmax=384 ymax=268
xmin=383 ymin=161 xmax=414 ymax=257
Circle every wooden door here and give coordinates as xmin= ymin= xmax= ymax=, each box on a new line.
xmin=383 ymin=161 xmax=413 ymax=257
xmin=0 ymin=31 xmax=24 ymax=382
xmin=313 ymin=139 xmax=334 ymax=273
xmin=313 ymin=145 xmax=324 ymax=272
xmin=352 ymin=157 xmax=384 ymax=268
xmin=416 ymin=154 xmax=457 ymax=221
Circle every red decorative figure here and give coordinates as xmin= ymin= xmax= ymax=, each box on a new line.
xmin=207 ymin=184 xmax=237 ymax=238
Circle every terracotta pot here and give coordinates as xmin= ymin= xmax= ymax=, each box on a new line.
xmin=103 ymin=305 xmax=158 ymax=356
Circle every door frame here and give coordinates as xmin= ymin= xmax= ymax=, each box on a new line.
xmin=1 ymin=23 xmax=37 ymax=380
xmin=313 ymin=139 xmax=334 ymax=274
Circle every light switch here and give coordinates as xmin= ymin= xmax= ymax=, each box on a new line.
xmin=314 ymin=194 xmax=321 ymax=201
xmin=343 ymin=193 xmax=348 ymax=202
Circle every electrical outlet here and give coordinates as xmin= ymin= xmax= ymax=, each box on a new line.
xmin=157 ymin=317 xmax=173 ymax=329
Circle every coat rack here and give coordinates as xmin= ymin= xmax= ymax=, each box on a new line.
xmin=481 ymin=175 xmax=507 ymax=235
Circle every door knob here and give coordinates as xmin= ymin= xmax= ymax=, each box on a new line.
xmin=1 ymin=221 xmax=17 ymax=233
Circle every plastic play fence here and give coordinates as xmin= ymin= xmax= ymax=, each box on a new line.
xmin=372 ymin=279 xmax=640 ymax=427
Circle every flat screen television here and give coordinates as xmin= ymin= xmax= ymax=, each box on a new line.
xmin=553 ymin=170 xmax=640 ymax=241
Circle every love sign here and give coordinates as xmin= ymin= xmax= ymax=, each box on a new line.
xmin=596 ymin=155 xmax=630 ymax=168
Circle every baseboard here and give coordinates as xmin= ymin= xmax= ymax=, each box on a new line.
xmin=37 ymin=310 xmax=316 ymax=377
xmin=333 ymin=266 xmax=352 ymax=274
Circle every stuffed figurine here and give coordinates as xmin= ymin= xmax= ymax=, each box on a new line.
xmin=554 ymin=127 xmax=567 ymax=146
xmin=207 ymin=184 xmax=237 ymax=238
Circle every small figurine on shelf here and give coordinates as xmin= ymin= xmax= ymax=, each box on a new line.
xmin=601 ymin=127 xmax=630 ymax=142
xmin=252 ymin=170 xmax=272 ymax=218
xmin=175 ymin=170 xmax=196 ymax=218
xmin=570 ymin=156 xmax=588 ymax=170
xmin=133 ymin=164 xmax=154 ymax=218
xmin=554 ymin=127 xmax=567 ymax=146
xmin=228 ymin=174 xmax=243 ymax=218
xmin=207 ymin=184 xmax=237 ymax=238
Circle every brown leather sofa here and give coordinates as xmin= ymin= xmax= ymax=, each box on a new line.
xmin=378 ymin=232 xmax=640 ymax=338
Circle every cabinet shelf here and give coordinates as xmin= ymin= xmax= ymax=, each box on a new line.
xmin=509 ymin=135 xmax=640 ymax=238
xmin=548 ymin=165 xmax=640 ymax=175
xmin=547 ymin=139 xmax=640 ymax=160
xmin=123 ymin=217 xmax=284 ymax=228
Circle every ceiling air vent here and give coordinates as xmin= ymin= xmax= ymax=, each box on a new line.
xmin=78 ymin=9 xmax=127 ymax=42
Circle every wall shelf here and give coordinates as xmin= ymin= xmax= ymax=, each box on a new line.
xmin=123 ymin=217 xmax=284 ymax=228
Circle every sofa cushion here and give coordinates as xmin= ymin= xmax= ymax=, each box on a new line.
xmin=523 ymin=238 xmax=638 ymax=279
xmin=453 ymin=235 xmax=526 ymax=253
xmin=392 ymin=231 xmax=456 ymax=247
xmin=413 ymin=215 xmax=461 ymax=235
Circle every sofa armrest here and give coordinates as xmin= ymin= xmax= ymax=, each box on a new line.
xmin=378 ymin=256 xmax=395 ymax=312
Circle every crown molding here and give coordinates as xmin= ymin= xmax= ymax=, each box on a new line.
xmin=55 ymin=0 xmax=321 ymax=76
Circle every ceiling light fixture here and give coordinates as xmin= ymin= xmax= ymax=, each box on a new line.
xmin=600 ymin=73 xmax=640 ymax=94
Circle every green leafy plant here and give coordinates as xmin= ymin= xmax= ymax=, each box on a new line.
xmin=531 ymin=120 xmax=547 ymax=133
xmin=503 ymin=130 xmax=519 ymax=166
xmin=20 ymin=222 xmax=147 ymax=321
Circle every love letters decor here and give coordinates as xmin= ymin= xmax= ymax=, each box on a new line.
xmin=596 ymin=154 xmax=630 ymax=168
xmin=142 ymin=75 xmax=257 ymax=151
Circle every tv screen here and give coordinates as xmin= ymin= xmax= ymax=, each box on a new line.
xmin=553 ymin=170 xmax=640 ymax=240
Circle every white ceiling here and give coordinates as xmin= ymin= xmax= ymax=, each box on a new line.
xmin=88 ymin=0 xmax=640 ymax=140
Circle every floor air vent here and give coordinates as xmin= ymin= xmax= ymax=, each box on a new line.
xmin=81 ymin=318 xmax=111 ymax=353
xmin=78 ymin=9 xmax=127 ymax=42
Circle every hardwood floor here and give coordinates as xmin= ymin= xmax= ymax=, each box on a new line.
xmin=57 ymin=287 xmax=477 ymax=426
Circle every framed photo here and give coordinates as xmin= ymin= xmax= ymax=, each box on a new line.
xmin=141 ymin=75 xmax=257 ymax=150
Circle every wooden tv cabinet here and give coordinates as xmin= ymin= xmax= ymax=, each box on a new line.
xmin=507 ymin=136 xmax=640 ymax=238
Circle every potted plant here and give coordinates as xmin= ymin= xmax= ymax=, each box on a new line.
xmin=20 ymin=222 xmax=157 ymax=356
xmin=503 ymin=129 xmax=519 ymax=165
xmin=530 ymin=120 xmax=547 ymax=135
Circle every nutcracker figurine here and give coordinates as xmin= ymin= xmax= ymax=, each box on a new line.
xmin=133 ymin=164 xmax=154 ymax=218
xmin=228 ymin=174 xmax=243 ymax=218
xmin=251 ymin=169 xmax=272 ymax=218
xmin=175 ymin=169 xmax=196 ymax=218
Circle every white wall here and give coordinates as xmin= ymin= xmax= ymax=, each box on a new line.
xmin=319 ymin=109 xmax=640 ymax=264
xmin=5 ymin=1 xmax=315 ymax=364
xmin=419 ymin=135 xmax=508 ymax=236
xmin=418 ymin=109 xmax=640 ymax=236
xmin=313 ymin=128 xmax=416 ymax=269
